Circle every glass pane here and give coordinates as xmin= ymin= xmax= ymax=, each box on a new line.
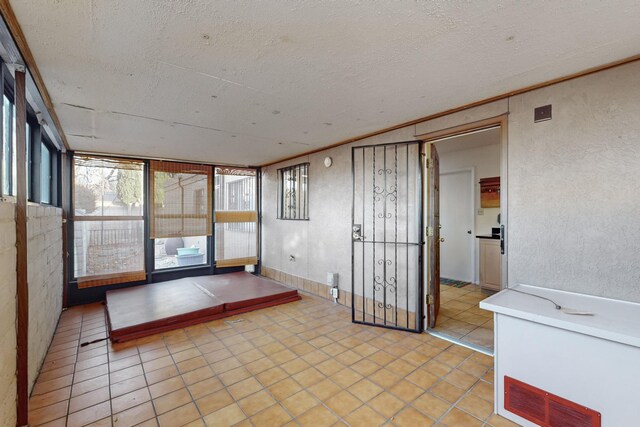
xmin=214 ymin=169 xmax=256 ymax=211
xmin=153 ymin=170 xmax=209 ymax=237
xmin=215 ymin=222 xmax=257 ymax=262
xmin=2 ymin=96 xmax=11 ymax=195
xmin=40 ymin=142 xmax=51 ymax=204
xmin=154 ymin=236 xmax=208 ymax=270
xmin=11 ymin=103 xmax=16 ymax=196
xmin=26 ymin=123 xmax=30 ymax=199
xmin=73 ymin=220 xmax=145 ymax=279
xmin=74 ymin=156 xmax=144 ymax=217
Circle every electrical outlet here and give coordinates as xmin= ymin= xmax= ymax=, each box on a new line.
xmin=330 ymin=288 xmax=339 ymax=299
xmin=477 ymin=208 xmax=484 ymax=215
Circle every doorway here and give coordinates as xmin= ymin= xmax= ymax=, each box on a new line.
xmin=423 ymin=122 xmax=507 ymax=353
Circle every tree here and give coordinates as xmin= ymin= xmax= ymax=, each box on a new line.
xmin=116 ymin=169 xmax=142 ymax=213
xmin=154 ymin=172 xmax=172 ymax=206
xmin=74 ymin=185 xmax=97 ymax=214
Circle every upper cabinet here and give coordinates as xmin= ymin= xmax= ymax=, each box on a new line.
xmin=480 ymin=176 xmax=500 ymax=208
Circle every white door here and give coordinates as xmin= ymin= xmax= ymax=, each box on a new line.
xmin=440 ymin=170 xmax=473 ymax=282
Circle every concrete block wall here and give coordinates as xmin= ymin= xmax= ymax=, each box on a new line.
xmin=27 ymin=204 xmax=63 ymax=391
xmin=0 ymin=201 xmax=17 ymax=427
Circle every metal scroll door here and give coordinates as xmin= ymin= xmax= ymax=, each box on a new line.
xmin=352 ymin=141 xmax=423 ymax=332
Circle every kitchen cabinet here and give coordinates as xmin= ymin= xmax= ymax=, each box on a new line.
xmin=480 ymin=238 xmax=501 ymax=291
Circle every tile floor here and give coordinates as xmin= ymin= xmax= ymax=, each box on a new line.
xmin=28 ymin=292 xmax=519 ymax=427
xmin=432 ymin=285 xmax=496 ymax=351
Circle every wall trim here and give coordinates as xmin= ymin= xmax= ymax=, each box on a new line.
xmin=14 ymin=68 xmax=28 ymax=427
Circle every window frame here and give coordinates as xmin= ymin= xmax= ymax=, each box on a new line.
xmin=71 ymin=154 xmax=147 ymax=288
xmin=277 ymin=162 xmax=309 ymax=220
xmin=0 ymin=61 xmax=61 ymax=206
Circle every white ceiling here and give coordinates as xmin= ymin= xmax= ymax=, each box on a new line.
xmin=435 ymin=127 xmax=500 ymax=154
xmin=9 ymin=0 xmax=640 ymax=166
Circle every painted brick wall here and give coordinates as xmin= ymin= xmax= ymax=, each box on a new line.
xmin=0 ymin=202 xmax=17 ymax=427
xmin=27 ymin=205 xmax=63 ymax=392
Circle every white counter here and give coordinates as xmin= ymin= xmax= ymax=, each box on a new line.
xmin=480 ymin=284 xmax=640 ymax=426
xmin=480 ymin=284 xmax=640 ymax=348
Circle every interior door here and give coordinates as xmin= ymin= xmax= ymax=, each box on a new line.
xmin=352 ymin=141 xmax=423 ymax=332
xmin=426 ymin=143 xmax=440 ymax=328
xmin=440 ymin=170 xmax=473 ymax=282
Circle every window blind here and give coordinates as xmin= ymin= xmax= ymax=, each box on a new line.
xmin=73 ymin=155 xmax=146 ymax=288
xmin=150 ymin=160 xmax=213 ymax=238
xmin=214 ymin=167 xmax=258 ymax=267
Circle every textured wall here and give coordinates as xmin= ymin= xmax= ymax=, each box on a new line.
xmin=508 ymin=60 xmax=640 ymax=302
xmin=27 ymin=205 xmax=64 ymax=391
xmin=263 ymin=62 xmax=640 ymax=306
xmin=0 ymin=202 xmax=17 ymax=427
xmin=262 ymin=127 xmax=417 ymax=293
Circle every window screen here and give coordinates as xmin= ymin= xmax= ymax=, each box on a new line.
xmin=277 ymin=163 xmax=309 ymax=220
xmin=214 ymin=167 xmax=258 ymax=267
xmin=150 ymin=160 xmax=213 ymax=238
xmin=73 ymin=155 xmax=146 ymax=287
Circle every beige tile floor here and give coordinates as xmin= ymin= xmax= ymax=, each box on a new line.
xmin=431 ymin=285 xmax=496 ymax=351
xmin=28 ymin=292 xmax=519 ymax=427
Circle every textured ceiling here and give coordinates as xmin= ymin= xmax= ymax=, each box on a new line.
xmin=9 ymin=0 xmax=640 ymax=165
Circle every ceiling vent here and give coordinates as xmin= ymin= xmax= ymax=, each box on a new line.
xmin=504 ymin=376 xmax=601 ymax=427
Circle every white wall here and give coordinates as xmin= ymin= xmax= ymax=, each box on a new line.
xmin=0 ymin=202 xmax=17 ymax=427
xmin=0 ymin=201 xmax=63 ymax=425
xmin=262 ymin=127 xmax=417 ymax=294
xmin=438 ymin=143 xmax=501 ymax=283
xmin=508 ymin=60 xmax=640 ymax=302
xmin=28 ymin=205 xmax=64 ymax=391
xmin=262 ymin=60 xmax=640 ymax=305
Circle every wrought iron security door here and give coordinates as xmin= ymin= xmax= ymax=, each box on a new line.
xmin=352 ymin=141 xmax=423 ymax=332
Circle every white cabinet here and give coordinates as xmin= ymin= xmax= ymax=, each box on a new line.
xmin=479 ymin=238 xmax=501 ymax=291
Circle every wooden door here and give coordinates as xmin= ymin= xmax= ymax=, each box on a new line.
xmin=427 ymin=143 xmax=440 ymax=328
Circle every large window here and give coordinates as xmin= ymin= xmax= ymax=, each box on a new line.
xmin=73 ymin=156 xmax=146 ymax=287
xmin=277 ymin=163 xmax=309 ymax=220
xmin=150 ymin=161 xmax=212 ymax=270
xmin=214 ymin=167 xmax=258 ymax=267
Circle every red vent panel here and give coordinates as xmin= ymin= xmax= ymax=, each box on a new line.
xmin=504 ymin=376 xmax=601 ymax=427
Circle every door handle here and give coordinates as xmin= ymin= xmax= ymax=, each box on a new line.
xmin=467 ymin=230 xmax=472 ymax=234
xmin=352 ymin=224 xmax=365 ymax=242
xmin=440 ymin=238 xmax=445 ymax=243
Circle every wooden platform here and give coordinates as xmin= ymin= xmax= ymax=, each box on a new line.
xmin=106 ymin=272 xmax=300 ymax=342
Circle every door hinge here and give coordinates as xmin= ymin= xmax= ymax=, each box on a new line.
xmin=426 ymin=295 xmax=434 ymax=305
xmin=426 ymin=158 xmax=433 ymax=169
xmin=426 ymin=226 xmax=434 ymax=237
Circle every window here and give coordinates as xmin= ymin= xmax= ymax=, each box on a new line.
xmin=73 ymin=155 xmax=146 ymax=287
xmin=2 ymin=95 xmax=13 ymax=195
xmin=214 ymin=167 xmax=258 ymax=267
xmin=150 ymin=160 xmax=212 ymax=269
xmin=40 ymin=141 xmax=51 ymax=204
xmin=277 ymin=163 xmax=309 ymax=220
